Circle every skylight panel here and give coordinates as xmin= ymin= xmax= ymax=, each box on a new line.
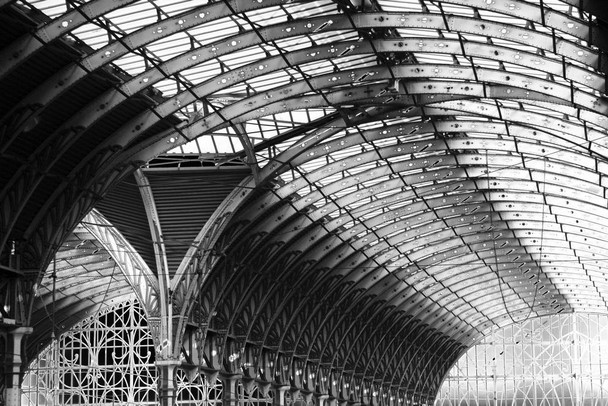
xmin=112 ymin=53 xmax=148 ymax=76
xmin=26 ymin=0 xmax=68 ymax=18
xmin=309 ymin=30 xmax=359 ymax=46
xmin=70 ymin=24 xmax=110 ymax=49
xmin=242 ymin=5 xmax=286 ymax=27
xmin=146 ymin=31 xmax=192 ymax=62
xmin=269 ymin=36 xmax=315 ymax=53
xmin=476 ymin=8 xmax=530 ymax=27
xmin=244 ymin=70 xmax=295 ymax=93
xmin=377 ymin=0 xmax=422 ymax=13
xmin=190 ymin=17 xmax=240 ymax=45
xmin=154 ymin=0 xmax=205 ymax=16
xmin=217 ymin=46 xmax=268 ymax=70
xmin=395 ymin=28 xmax=442 ymax=38
xmin=283 ymin=1 xmax=336 ymax=20
xmin=104 ymin=0 xmax=158 ymax=32
xmin=212 ymin=133 xmax=238 ymax=153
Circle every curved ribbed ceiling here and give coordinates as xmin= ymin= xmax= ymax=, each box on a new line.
xmin=1 ymin=0 xmax=608 ymax=404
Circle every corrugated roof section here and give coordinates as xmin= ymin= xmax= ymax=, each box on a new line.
xmin=94 ymin=174 xmax=156 ymax=272
xmin=146 ymin=168 xmax=250 ymax=275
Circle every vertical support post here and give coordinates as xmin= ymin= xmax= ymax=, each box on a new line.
xmin=272 ymin=384 xmax=291 ymax=406
xmin=156 ymin=360 xmax=180 ymax=406
xmin=315 ymin=393 xmax=329 ymax=406
xmin=4 ymin=326 xmax=33 ymax=406
xmin=221 ymin=372 xmax=242 ymax=406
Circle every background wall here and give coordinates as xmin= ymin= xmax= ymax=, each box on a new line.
xmin=436 ymin=313 xmax=608 ymax=406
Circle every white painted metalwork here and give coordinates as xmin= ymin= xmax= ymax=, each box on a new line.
xmin=436 ymin=313 xmax=608 ymax=405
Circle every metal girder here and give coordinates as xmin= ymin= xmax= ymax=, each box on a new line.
xmin=81 ymin=209 xmax=160 ymax=315
xmin=4 ymin=0 xmax=608 ymax=402
xmin=14 ymin=27 xmax=602 ymax=189
xmin=18 ymin=151 xmax=133 ymax=277
xmin=69 ymin=7 xmax=600 ymax=165
xmin=1 ymin=0 xmax=291 ymax=121
xmin=0 ymin=0 xmax=141 ymax=80
xmin=30 ymin=285 xmax=136 ymax=352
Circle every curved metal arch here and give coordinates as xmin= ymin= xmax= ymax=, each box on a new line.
xmin=274 ymin=120 xmax=596 ymax=205
xmin=1 ymin=0 xmax=289 ymax=118
xmin=354 ymin=311 xmax=446 ymax=380
xmin=401 ymin=334 xmax=451 ymax=395
xmin=22 ymin=151 xmax=132 ymax=245
xmin=223 ymin=261 xmax=338 ymax=347
xmin=6 ymin=16 xmax=379 ymax=182
xmin=81 ymin=209 xmax=159 ymax=313
xmin=296 ymin=275 xmax=421 ymax=363
xmin=230 ymin=225 xmax=472 ymax=342
xmin=198 ymin=186 xmax=466 ymax=340
xmin=2 ymin=31 xmax=363 ymax=216
xmin=273 ymin=141 xmax=604 ymax=220
xmin=376 ymin=326 xmax=459 ymax=391
xmin=330 ymin=300 xmax=388 ymax=370
xmin=218 ymin=217 xmax=466 ymax=370
xmin=3 ymin=0 xmax=608 ymax=402
xmin=312 ymin=275 xmax=452 ymax=361
xmin=285 ymin=279 xmax=364 ymax=356
xmin=199 ymin=224 xmax=311 ymax=332
xmin=20 ymin=87 xmax=422 ymax=268
xmin=0 ymin=0 xmax=141 ymax=79
xmin=409 ymin=348 xmax=453 ymax=402
xmin=333 ymin=301 xmax=443 ymax=380
xmin=384 ymin=326 xmax=449 ymax=394
xmin=30 ymin=286 xmax=137 ymax=355
xmin=257 ymin=277 xmax=335 ymax=350
xmin=356 ymin=312 xmax=414 ymax=377
xmin=426 ymin=99 xmax=608 ymax=141
xmin=114 ymin=9 xmax=608 ymax=163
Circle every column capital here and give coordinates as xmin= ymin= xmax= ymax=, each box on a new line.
xmin=200 ymin=365 xmax=220 ymax=383
xmin=7 ymin=326 xmax=33 ymax=335
xmin=272 ymin=383 xmax=292 ymax=406
xmin=271 ymin=383 xmax=291 ymax=391
xmin=155 ymin=359 xmax=182 ymax=366
xmin=219 ymin=370 xmax=243 ymax=380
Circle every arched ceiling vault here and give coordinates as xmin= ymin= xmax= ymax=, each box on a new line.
xmin=1 ymin=0 xmax=608 ymax=404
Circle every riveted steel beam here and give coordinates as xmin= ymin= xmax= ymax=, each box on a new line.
xmin=0 ymin=0 xmax=140 ymax=80
xmin=81 ymin=209 xmax=160 ymax=315
xmin=33 ymin=8 xmax=600 ymax=169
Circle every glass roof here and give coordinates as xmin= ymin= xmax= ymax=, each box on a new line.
xmin=437 ymin=313 xmax=608 ymax=404
xmin=22 ymin=0 xmax=608 ymax=342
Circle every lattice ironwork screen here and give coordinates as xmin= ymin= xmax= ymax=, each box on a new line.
xmin=435 ymin=313 xmax=608 ymax=406
xmin=285 ymin=390 xmax=312 ymax=406
xmin=176 ymin=368 xmax=223 ymax=406
xmin=237 ymin=381 xmax=272 ymax=406
xmin=21 ymin=300 xmax=222 ymax=406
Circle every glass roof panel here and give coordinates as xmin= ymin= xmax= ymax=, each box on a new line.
xmin=22 ymin=0 xmax=608 ymax=339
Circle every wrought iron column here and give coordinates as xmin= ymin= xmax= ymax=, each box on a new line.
xmin=272 ymin=384 xmax=290 ymax=406
xmin=3 ymin=326 xmax=32 ymax=406
xmin=156 ymin=360 xmax=180 ymax=406
xmin=315 ymin=393 xmax=329 ymax=406
xmin=221 ymin=372 xmax=242 ymax=406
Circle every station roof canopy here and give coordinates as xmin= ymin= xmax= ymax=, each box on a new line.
xmin=1 ymin=0 xmax=608 ymax=402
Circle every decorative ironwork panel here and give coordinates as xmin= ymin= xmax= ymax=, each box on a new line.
xmin=21 ymin=300 xmax=157 ymax=406
xmin=238 ymin=381 xmax=272 ymax=406
xmin=176 ymin=369 xmax=223 ymax=406
xmin=21 ymin=300 xmax=225 ymax=406
xmin=435 ymin=313 xmax=608 ymax=406
xmin=285 ymin=391 xmax=312 ymax=406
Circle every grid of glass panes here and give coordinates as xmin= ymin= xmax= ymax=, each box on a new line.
xmin=436 ymin=313 xmax=608 ymax=406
